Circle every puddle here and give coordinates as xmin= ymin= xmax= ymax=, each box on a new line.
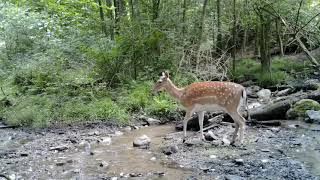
xmin=48 ymin=125 xmax=202 ymax=179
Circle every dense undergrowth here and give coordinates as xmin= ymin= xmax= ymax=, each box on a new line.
xmin=0 ymin=57 xmax=313 ymax=128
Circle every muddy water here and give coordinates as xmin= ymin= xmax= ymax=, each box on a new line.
xmin=50 ymin=125 xmax=202 ymax=179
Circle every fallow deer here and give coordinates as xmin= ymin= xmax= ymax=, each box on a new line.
xmin=151 ymin=71 xmax=250 ymax=145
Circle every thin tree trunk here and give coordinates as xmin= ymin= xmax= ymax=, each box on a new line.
xmin=276 ymin=18 xmax=284 ymax=56
xmin=241 ymin=0 xmax=248 ymax=57
xmin=198 ymin=0 xmax=208 ymax=42
xmin=106 ymin=0 xmax=114 ymax=40
xmin=182 ymin=0 xmax=187 ymax=35
xmin=97 ymin=0 xmax=107 ymax=36
xmin=296 ymin=33 xmax=320 ymax=66
xmin=232 ymin=0 xmax=237 ymax=73
xmin=152 ymin=0 xmax=161 ymax=21
xmin=259 ymin=17 xmax=271 ymax=75
xmin=216 ymin=0 xmax=222 ymax=54
xmin=129 ymin=0 xmax=135 ymax=20
xmin=254 ymin=24 xmax=260 ymax=58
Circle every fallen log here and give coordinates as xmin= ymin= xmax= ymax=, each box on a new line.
xmin=250 ymin=90 xmax=320 ymax=120
xmin=248 ymin=120 xmax=281 ymax=126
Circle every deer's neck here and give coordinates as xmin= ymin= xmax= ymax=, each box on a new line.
xmin=165 ymin=79 xmax=184 ymax=99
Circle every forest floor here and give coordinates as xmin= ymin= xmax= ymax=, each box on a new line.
xmin=1 ymin=118 xmax=320 ymax=180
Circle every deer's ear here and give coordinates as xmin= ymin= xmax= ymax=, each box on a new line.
xmin=164 ymin=71 xmax=170 ymax=78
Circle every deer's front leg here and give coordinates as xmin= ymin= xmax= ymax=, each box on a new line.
xmin=198 ymin=111 xmax=205 ymax=141
xmin=183 ymin=111 xmax=191 ymax=143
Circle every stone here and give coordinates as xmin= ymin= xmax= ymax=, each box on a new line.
xmin=225 ymin=174 xmax=245 ymax=180
xmin=150 ymin=157 xmax=156 ymax=161
xmin=133 ymin=135 xmax=151 ymax=148
xmin=49 ymin=145 xmax=68 ymax=152
xmin=209 ymin=155 xmax=217 ymax=159
xmin=257 ymin=89 xmax=272 ymax=102
xmin=123 ymin=126 xmax=132 ymax=132
xmin=139 ymin=115 xmax=161 ymax=125
xmin=99 ymin=161 xmax=109 ymax=168
xmin=205 ymin=130 xmax=218 ymax=141
xmin=56 ymin=162 xmax=66 ymax=166
xmin=162 ymin=145 xmax=178 ymax=155
xmin=111 ymin=177 xmax=118 ymax=180
xmin=101 ymin=137 xmax=112 ymax=145
xmin=222 ymin=138 xmax=231 ymax=146
xmin=305 ymin=110 xmax=320 ymax=124
xmin=261 ymin=159 xmax=269 ymax=163
xmin=88 ymin=131 xmax=100 ymax=136
xmin=114 ymin=131 xmax=123 ymax=136
xmin=276 ymin=88 xmax=292 ymax=96
xmin=145 ymin=118 xmax=161 ymax=126
xmin=234 ymin=158 xmax=244 ymax=165
xmin=248 ymin=102 xmax=262 ymax=110
xmin=286 ymin=99 xmax=320 ymax=120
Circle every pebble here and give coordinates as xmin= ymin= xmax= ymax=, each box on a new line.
xmin=209 ymin=155 xmax=217 ymax=159
xmin=234 ymin=159 xmax=244 ymax=165
xmin=101 ymin=137 xmax=112 ymax=145
xmin=114 ymin=131 xmax=123 ymax=136
xmin=261 ymin=159 xmax=269 ymax=163
xmin=124 ymin=126 xmax=132 ymax=132
xmin=150 ymin=157 xmax=156 ymax=161
xmin=99 ymin=161 xmax=109 ymax=167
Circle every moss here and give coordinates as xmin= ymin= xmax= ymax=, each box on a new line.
xmin=286 ymin=99 xmax=320 ymax=120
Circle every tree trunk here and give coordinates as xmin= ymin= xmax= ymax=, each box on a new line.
xmin=182 ymin=0 xmax=187 ymax=35
xmin=152 ymin=0 xmax=161 ymax=21
xmin=216 ymin=0 xmax=222 ymax=54
xmin=198 ymin=0 xmax=208 ymax=42
xmin=254 ymin=24 xmax=260 ymax=58
xmin=113 ymin=0 xmax=125 ymax=35
xmin=259 ymin=17 xmax=271 ymax=76
xmin=296 ymin=33 xmax=320 ymax=66
xmin=276 ymin=18 xmax=284 ymax=56
xmin=97 ymin=0 xmax=107 ymax=36
xmin=129 ymin=0 xmax=135 ymax=20
xmin=106 ymin=0 xmax=114 ymax=40
xmin=250 ymin=90 xmax=320 ymax=120
xmin=232 ymin=0 xmax=237 ymax=73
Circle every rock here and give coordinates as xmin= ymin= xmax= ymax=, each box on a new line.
xmin=276 ymin=88 xmax=292 ymax=96
xmin=248 ymin=102 xmax=262 ymax=110
xmin=129 ymin=173 xmax=143 ymax=177
xmin=234 ymin=158 xmax=244 ymax=165
xmin=305 ymin=110 xmax=320 ymax=124
xmin=90 ymin=151 xmax=95 ymax=156
xmin=111 ymin=177 xmax=118 ymax=180
xmin=123 ymin=126 xmax=132 ymax=132
xmin=101 ymin=137 xmax=112 ymax=145
xmin=205 ymin=130 xmax=218 ymax=141
xmin=286 ymin=99 xmax=320 ymax=120
xmin=88 ymin=131 xmax=100 ymax=136
xmin=225 ymin=174 xmax=245 ymax=180
xmin=162 ymin=145 xmax=178 ymax=155
xmin=246 ymin=86 xmax=261 ymax=98
xmin=49 ymin=145 xmax=68 ymax=152
xmin=145 ymin=118 xmax=161 ymax=125
xmin=257 ymin=89 xmax=272 ymax=102
xmin=114 ymin=131 xmax=123 ymax=136
xmin=303 ymin=79 xmax=320 ymax=90
xmin=210 ymin=155 xmax=217 ymax=159
xmin=222 ymin=138 xmax=230 ymax=146
xmin=261 ymin=159 xmax=269 ymax=163
xmin=150 ymin=157 xmax=156 ymax=161
xmin=99 ymin=161 xmax=109 ymax=168
xmin=184 ymin=138 xmax=203 ymax=146
xmin=139 ymin=115 xmax=161 ymax=125
xmin=133 ymin=135 xmax=151 ymax=148
xmin=56 ymin=162 xmax=66 ymax=166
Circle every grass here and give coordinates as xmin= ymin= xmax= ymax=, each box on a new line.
xmin=231 ymin=57 xmax=311 ymax=86
xmin=0 ymin=74 xmax=178 ymax=127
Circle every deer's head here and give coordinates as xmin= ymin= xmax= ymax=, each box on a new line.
xmin=151 ymin=71 xmax=170 ymax=95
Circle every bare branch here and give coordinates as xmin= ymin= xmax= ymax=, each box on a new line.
xmin=294 ymin=0 xmax=304 ymax=31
